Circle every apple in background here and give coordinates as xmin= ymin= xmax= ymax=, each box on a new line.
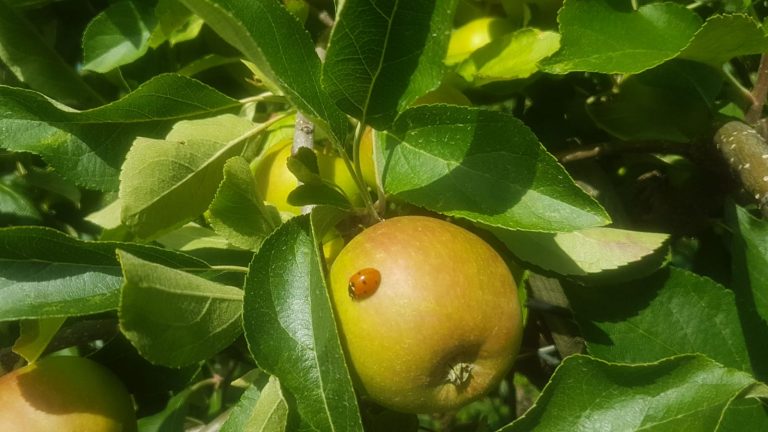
xmin=0 ymin=356 xmax=137 ymax=432
xmin=445 ymin=17 xmax=516 ymax=65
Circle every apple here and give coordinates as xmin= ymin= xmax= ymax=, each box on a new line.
xmin=0 ymin=356 xmax=137 ymax=432
xmin=445 ymin=17 xmax=516 ymax=65
xmin=253 ymin=140 xmax=364 ymax=214
xmin=329 ymin=216 xmax=523 ymax=413
xmin=413 ymin=83 xmax=472 ymax=107
xmin=359 ymin=128 xmax=378 ymax=189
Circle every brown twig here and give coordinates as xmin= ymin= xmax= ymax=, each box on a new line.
xmin=714 ymin=121 xmax=768 ymax=218
xmin=555 ymin=140 xmax=689 ymax=164
xmin=746 ymin=53 xmax=768 ymax=125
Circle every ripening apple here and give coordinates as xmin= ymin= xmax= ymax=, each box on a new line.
xmin=0 ymin=356 xmax=137 ymax=432
xmin=329 ymin=216 xmax=523 ymax=413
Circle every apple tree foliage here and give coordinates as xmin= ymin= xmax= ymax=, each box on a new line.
xmin=1 ymin=0 xmax=768 ymax=430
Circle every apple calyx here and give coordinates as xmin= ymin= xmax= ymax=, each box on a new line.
xmin=447 ymin=362 xmax=474 ymax=387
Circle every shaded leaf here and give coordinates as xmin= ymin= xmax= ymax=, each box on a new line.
xmin=495 ymin=226 xmax=668 ymax=276
xmin=0 ymin=74 xmax=239 ymax=191
xmin=287 ymin=183 xmax=351 ymax=209
xmin=718 ymin=398 xmax=768 ymax=432
xmin=541 ymin=0 xmax=701 ymax=74
xmin=502 ymin=354 xmax=766 ymax=431
xmin=0 ymin=0 xmax=102 ymax=107
xmin=322 ymin=0 xmax=458 ymax=128
xmin=149 ymin=0 xmax=204 ymax=48
xmin=680 ymin=14 xmax=768 ymax=66
xmin=243 ymin=215 xmax=363 ymax=431
xmin=118 ymin=251 xmax=243 ymax=367
xmin=12 ymin=317 xmax=65 ymax=363
xmin=221 ymin=376 xmax=288 ymax=432
xmin=456 ymin=28 xmax=560 ymax=85
xmin=729 ymin=204 xmax=768 ymax=323
xmin=82 ymin=1 xmax=155 ymax=73
xmin=207 ymin=157 xmax=281 ymax=251
xmin=587 ymin=60 xmax=722 ymax=143
xmin=379 ymin=105 xmax=609 ymax=232
xmin=180 ymin=0 xmax=349 ymax=144
xmin=565 ymin=268 xmax=758 ymax=375
xmin=0 ymin=226 xmax=206 ymax=321
xmin=0 ymin=182 xmax=40 ymax=221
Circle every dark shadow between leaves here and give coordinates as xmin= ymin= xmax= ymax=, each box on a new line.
xmin=563 ymin=269 xmax=667 ymax=347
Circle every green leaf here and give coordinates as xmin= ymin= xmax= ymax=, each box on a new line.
xmin=156 ymin=224 xmax=235 ymax=252
xmin=137 ymin=385 xmax=194 ymax=432
xmin=286 ymin=147 xmax=322 ymax=185
xmin=287 ymin=183 xmax=351 ymax=209
xmin=207 ymin=157 xmax=281 ymax=251
xmin=680 ymin=14 xmax=768 ymax=67
xmin=119 ymin=114 xmax=264 ymax=240
xmin=221 ymin=376 xmax=288 ymax=432
xmin=379 ymin=105 xmax=609 ymax=232
xmin=21 ymin=166 xmax=82 ymax=207
xmin=502 ymin=354 xmax=766 ymax=431
xmin=0 ymin=74 xmax=239 ymax=191
xmin=243 ymin=215 xmax=363 ymax=431
xmin=12 ymin=317 xmax=66 ymax=363
xmin=0 ymin=182 xmax=41 ymax=221
xmin=456 ymin=28 xmax=560 ymax=85
xmin=82 ymin=1 xmax=155 ymax=73
xmin=729 ymin=204 xmax=768 ymax=324
xmin=541 ymin=0 xmax=701 ymax=74
xmin=0 ymin=226 xmax=207 ymax=321
xmin=149 ymin=0 xmax=204 ymax=48
xmin=180 ymin=0 xmax=349 ymax=144
xmin=565 ymin=268 xmax=758 ymax=375
xmin=0 ymin=0 xmax=102 ymax=107
xmin=118 ymin=250 xmax=243 ymax=367
xmin=587 ymin=60 xmax=722 ymax=143
xmin=321 ymin=0 xmax=458 ymax=129
xmin=718 ymin=398 xmax=768 ymax=432
xmin=494 ymin=226 xmax=668 ymax=277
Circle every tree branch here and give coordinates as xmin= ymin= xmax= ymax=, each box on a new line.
xmin=714 ymin=121 xmax=768 ymax=218
xmin=555 ymin=140 xmax=689 ymax=163
xmin=746 ymin=53 xmax=768 ymax=124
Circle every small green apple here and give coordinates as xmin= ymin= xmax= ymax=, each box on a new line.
xmin=0 ymin=356 xmax=136 ymax=432
xmin=329 ymin=216 xmax=523 ymax=413
xmin=253 ymin=140 xmax=364 ymax=214
xmin=445 ymin=17 xmax=516 ymax=65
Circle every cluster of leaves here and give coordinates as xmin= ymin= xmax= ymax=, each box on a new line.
xmin=1 ymin=0 xmax=768 ymax=430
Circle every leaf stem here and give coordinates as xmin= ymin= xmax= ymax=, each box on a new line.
xmin=293 ymin=112 xmax=316 ymax=215
xmin=349 ymin=121 xmax=382 ymax=221
xmin=209 ymin=265 xmax=249 ymax=273
xmin=746 ymin=53 xmax=768 ymax=124
xmin=234 ymin=112 xmax=292 ymax=155
xmin=238 ymin=92 xmax=283 ymax=105
xmin=722 ymin=62 xmax=755 ymax=110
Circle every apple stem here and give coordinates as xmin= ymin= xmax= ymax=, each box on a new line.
xmin=446 ymin=362 xmax=473 ymax=387
xmin=292 ymin=112 xmax=316 ymax=215
xmin=337 ymin=121 xmax=382 ymax=222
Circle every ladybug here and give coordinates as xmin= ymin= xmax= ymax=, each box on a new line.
xmin=348 ymin=268 xmax=381 ymax=300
